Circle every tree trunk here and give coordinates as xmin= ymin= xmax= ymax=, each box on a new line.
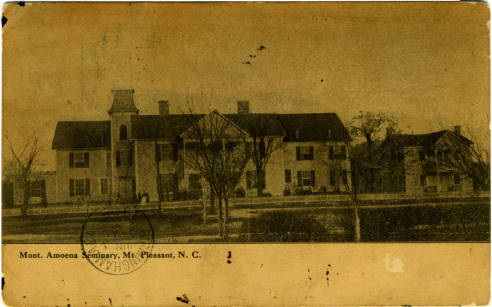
xmin=154 ymin=139 xmax=162 ymax=211
xmin=201 ymin=197 xmax=207 ymax=225
xmin=217 ymin=197 xmax=224 ymax=238
xmin=22 ymin=176 xmax=28 ymax=217
xmin=209 ymin=184 xmax=216 ymax=211
xmin=365 ymin=134 xmax=374 ymax=193
xmin=256 ymin=169 xmax=263 ymax=197
xmin=354 ymin=206 xmax=361 ymax=242
xmin=223 ymin=198 xmax=229 ymax=238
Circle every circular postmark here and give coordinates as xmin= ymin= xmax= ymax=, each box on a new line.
xmin=80 ymin=210 xmax=154 ymax=275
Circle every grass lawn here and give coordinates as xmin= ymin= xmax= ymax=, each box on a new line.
xmin=3 ymin=202 xmax=489 ymax=243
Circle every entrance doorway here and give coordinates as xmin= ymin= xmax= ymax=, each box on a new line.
xmin=118 ymin=177 xmax=135 ymax=202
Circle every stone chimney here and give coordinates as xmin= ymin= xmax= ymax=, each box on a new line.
xmin=454 ymin=125 xmax=461 ymax=135
xmin=159 ymin=100 xmax=169 ymax=116
xmin=237 ymin=101 xmax=249 ymax=114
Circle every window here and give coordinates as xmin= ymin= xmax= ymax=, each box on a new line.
xmin=329 ymin=146 xmax=334 ymax=160
xmin=116 ymin=151 xmax=121 ymax=167
xmin=100 ymin=178 xmax=108 ymax=194
xmin=454 ymin=150 xmax=462 ymax=161
xmin=454 ymin=174 xmax=461 ymax=185
xmin=69 ymin=152 xmax=89 ymax=168
xmin=29 ymin=181 xmax=43 ymax=197
xmin=329 ymin=170 xmax=336 ymax=186
xmin=420 ymin=175 xmax=426 ymax=186
xmin=225 ymin=141 xmax=238 ymax=151
xmin=246 ymin=170 xmax=265 ymax=189
xmin=185 ymin=142 xmax=200 ymax=160
xmin=188 ymin=174 xmax=202 ymax=191
xmin=120 ymin=125 xmax=127 ymax=140
xmin=418 ymin=151 xmax=425 ymax=162
xmin=69 ymin=179 xmax=90 ymax=196
xmin=160 ymin=173 xmax=177 ymax=196
xmin=297 ymin=170 xmax=315 ymax=187
xmin=296 ymin=146 xmax=314 ymax=160
xmin=159 ymin=144 xmax=175 ymax=161
xmin=106 ymin=152 xmax=111 ymax=168
xmin=285 ymin=169 xmax=291 ymax=183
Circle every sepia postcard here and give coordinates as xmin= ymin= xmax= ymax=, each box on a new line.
xmin=1 ymin=2 xmax=490 ymax=306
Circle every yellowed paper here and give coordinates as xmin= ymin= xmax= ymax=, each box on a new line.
xmin=2 ymin=2 xmax=490 ymax=306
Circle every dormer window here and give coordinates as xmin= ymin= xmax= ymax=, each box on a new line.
xmin=120 ymin=124 xmax=128 ymax=140
xmin=295 ymin=130 xmax=300 ymax=139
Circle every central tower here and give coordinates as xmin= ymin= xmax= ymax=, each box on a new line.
xmin=108 ymin=89 xmax=139 ymax=201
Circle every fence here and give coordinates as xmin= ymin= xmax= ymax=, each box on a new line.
xmin=3 ymin=191 xmax=489 ymax=217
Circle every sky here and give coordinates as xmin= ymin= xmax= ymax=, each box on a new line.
xmin=2 ymin=2 xmax=490 ymax=170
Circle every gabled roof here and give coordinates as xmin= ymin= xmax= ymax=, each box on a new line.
xmin=130 ymin=112 xmax=347 ymax=142
xmin=385 ymin=130 xmax=472 ymax=148
xmin=277 ymin=113 xmax=348 ymax=142
xmin=52 ymin=121 xmax=111 ymax=150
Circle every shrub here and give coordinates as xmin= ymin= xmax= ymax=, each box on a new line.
xmin=283 ymin=189 xmax=291 ymax=196
xmin=262 ymin=192 xmax=272 ymax=197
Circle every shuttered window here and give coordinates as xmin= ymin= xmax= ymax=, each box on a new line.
xmin=70 ymin=179 xmax=90 ymax=196
xmin=285 ymin=169 xmax=291 ymax=183
xmin=69 ymin=152 xmax=89 ymax=168
xmin=297 ymin=170 xmax=315 ymax=186
xmin=296 ymin=146 xmax=314 ymax=160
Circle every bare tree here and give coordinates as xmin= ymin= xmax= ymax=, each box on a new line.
xmin=5 ymin=132 xmax=40 ymax=216
xmin=350 ymin=111 xmax=397 ymax=192
xmin=320 ymin=132 xmax=361 ymax=242
xmin=437 ymin=133 xmax=489 ymax=192
xmin=249 ymin=124 xmax=278 ymax=196
xmin=184 ymin=110 xmax=249 ymax=238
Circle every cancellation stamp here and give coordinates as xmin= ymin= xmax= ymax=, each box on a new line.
xmin=80 ymin=210 xmax=154 ymax=275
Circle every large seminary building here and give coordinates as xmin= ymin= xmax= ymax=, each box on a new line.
xmin=51 ymin=89 xmax=351 ymax=203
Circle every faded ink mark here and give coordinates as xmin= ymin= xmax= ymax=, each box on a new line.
xmin=227 ymin=251 xmax=232 ymax=264
xmin=307 ymin=268 xmax=312 ymax=281
xmin=2 ymin=16 xmax=7 ymax=28
xmin=326 ymin=264 xmax=331 ymax=285
xmin=242 ymin=61 xmax=251 ymax=65
xmin=257 ymin=45 xmax=266 ymax=51
xmin=1 ymin=277 xmax=4 ymax=290
xmin=176 ymin=294 xmax=189 ymax=304
xmin=385 ymin=254 xmax=404 ymax=273
xmin=108 ymin=297 xmax=112 ymax=305
xmin=18 ymin=2 xmax=25 ymax=6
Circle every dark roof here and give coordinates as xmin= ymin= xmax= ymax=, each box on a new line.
xmin=108 ymin=89 xmax=139 ymax=114
xmin=277 ymin=113 xmax=348 ymax=142
xmin=131 ymin=115 xmax=204 ymax=140
xmin=131 ymin=112 xmax=347 ymax=141
xmin=223 ymin=114 xmax=286 ymax=136
xmin=52 ymin=121 xmax=111 ymax=150
xmin=386 ymin=130 xmax=472 ymax=148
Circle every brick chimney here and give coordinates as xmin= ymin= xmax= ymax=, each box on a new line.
xmin=454 ymin=125 xmax=461 ymax=135
xmin=159 ymin=100 xmax=169 ymax=116
xmin=237 ymin=101 xmax=249 ymax=114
